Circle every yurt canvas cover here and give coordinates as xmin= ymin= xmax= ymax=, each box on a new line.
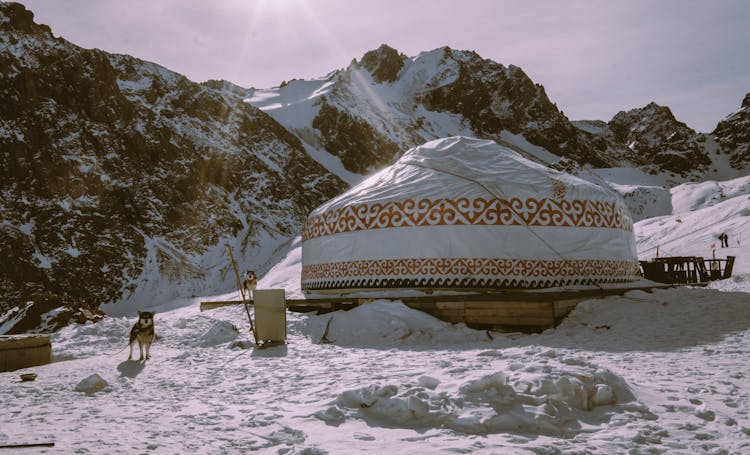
xmin=301 ymin=136 xmax=639 ymax=292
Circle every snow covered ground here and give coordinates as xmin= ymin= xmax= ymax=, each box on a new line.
xmin=2 ymin=279 xmax=749 ymax=453
xmin=2 ymin=176 xmax=750 ymax=454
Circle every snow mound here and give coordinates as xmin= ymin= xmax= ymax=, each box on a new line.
xmin=671 ymin=175 xmax=750 ymax=214
xmin=300 ymin=300 xmax=487 ymax=346
xmin=325 ymin=359 xmax=642 ymax=436
xmin=707 ymin=273 xmax=750 ymax=293
xmin=197 ymin=320 xmax=239 ymax=347
xmin=557 ymin=287 xmax=750 ymax=350
xmin=74 ymin=373 xmax=109 ymax=394
xmin=52 ymin=316 xmax=134 ymax=359
xmin=608 ymin=183 xmax=672 ymax=222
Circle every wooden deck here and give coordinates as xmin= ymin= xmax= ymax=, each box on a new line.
xmin=0 ymin=335 xmax=52 ymax=372
xmin=200 ymin=283 xmax=679 ymax=332
xmin=640 ymin=256 xmax=735 ymax=285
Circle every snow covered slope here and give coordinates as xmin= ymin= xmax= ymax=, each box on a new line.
xmin=249 ymin=45 xmax=750 ymax=186
xmin=671 ymin=175 xmax=750 ymax=214
xmin=0 ymin=3 xmax=346 ymax=315
xmin=1 ymin=271 xmax=748 ymax=453
xmin=3 ymin=121 xmax=750 ymax=452
xmin=635 ymin=175 xmax=750 ymax=274
xmin=247 ymin=45 xmax=626 ymax=181
xmin=3 ymin=1 xmax=749 ymax=328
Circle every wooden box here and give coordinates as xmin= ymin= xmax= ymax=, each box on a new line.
xmin=0 ymin=335 xmax=52 ymax=372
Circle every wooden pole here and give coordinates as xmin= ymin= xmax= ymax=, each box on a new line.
xmin=226 ymin=244 xmax=259 ymax=345
xmin=0 ymin=442 xmax=55 ymax=449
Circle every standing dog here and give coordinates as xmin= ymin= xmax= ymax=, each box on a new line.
xmin=129 ymin=311 xmax=155 ymax=361
xmin=242 ymin=270 xmax=257 ymax=298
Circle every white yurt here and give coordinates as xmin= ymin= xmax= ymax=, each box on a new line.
xmin=301 ymin=136 xmax=639 ymax=293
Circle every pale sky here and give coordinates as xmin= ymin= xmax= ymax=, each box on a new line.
xmin=18 ymin=0 xmax=750 ymax=132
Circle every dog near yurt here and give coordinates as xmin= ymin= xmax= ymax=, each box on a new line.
xmin=129 ymin=311 xmax=155 ymax=361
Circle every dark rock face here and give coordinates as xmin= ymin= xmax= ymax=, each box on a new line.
xmin=257 ymin=44 xmax=748 ymax=183
xmin=0 ymin=292 xmax=105 ymax=334
xmin=360 ymin=44 xmax=405 ymax=84
xmin=608 ymin=102 xmax=711 ymax=175
xmin=422 ymin=50 xmax=614 ymax=168
xmin=713 ymin=93 xmax=750 ymax=168
xmin=312 ymin=101 xmax=401 ymax=173
xmin=0 ymin=3 xmax=347 ymax=317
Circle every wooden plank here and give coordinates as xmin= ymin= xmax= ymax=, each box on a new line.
xmin=0 ymin=443 xmax=55 ymax=449
xmin=200 ymin=283 xmax=675 ymax=311
xmin=407 ymin=306 xmax=464 ymax=320
xmin=434 ymin=301 xmax=466 ymax=310
xmin=464 ymin=300 xmax=552 ymax=311
xmin=464 ymin=314 xmax=554 ymax=327
xmin=0 ymin=343 xmax=52 ymax=372
xmin=461 ymin=307 xmax=554 ymax=318
xmin=0 ymin=335 xmax=51 ymax=350
xmin=200 ymin=299 xmax=367 ymax=312
xmin=199 ymin=283 xmax=678 ymax=331
xmin=200 ymin=301 xmax=253 ymax=311
xmin=554 ymin=299 xmax=581 ymax=314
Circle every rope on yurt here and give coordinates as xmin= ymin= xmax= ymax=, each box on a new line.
xmin=406 ymin=162 xmax=606 ymax=291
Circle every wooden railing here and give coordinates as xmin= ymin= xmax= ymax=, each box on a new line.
xmin=639 ymin=256 xmax=735 ymax=284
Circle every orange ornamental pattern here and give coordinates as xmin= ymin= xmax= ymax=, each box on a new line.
xmin=301 ymin=197 xmax=633 ymax=241
xmin=301 ymin=258 xmax=640 ymax=282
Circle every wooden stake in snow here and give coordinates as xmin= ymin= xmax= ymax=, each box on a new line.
xmin=319 ymin=317 xmax=334 ymax=344
xmin=226 ymin=244 xmax=259 ymax=345
xmin=0 ymin=442 xmax=55 ymax=449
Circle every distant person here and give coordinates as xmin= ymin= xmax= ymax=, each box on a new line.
xmin=725 ymin=232 xmax=730 ymax=248
xmin=718 ymin=232 xmax=728 ymax=248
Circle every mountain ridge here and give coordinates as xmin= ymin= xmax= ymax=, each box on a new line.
xmin=0 ymin=2 xmax=346 ymax=315
xmin=1 ymin=2 xmax=748 ymax=321
xmin=248 ymin=43 xmax=750 ymax=185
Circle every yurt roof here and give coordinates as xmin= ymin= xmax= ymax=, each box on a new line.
xmin=311 ymin=136 xmax=616 ymax=216
xmin=301 ymin=136 xmax=638 ymax=292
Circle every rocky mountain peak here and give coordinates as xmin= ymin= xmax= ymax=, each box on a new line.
xmin=0 ymin=6 xmax=346 ymax=318
xmin=712 ymin=92 xmax=750 ymax=167
xmin=360 ymin=44 xmax=406 ymax=83
xmin=0 ymin=2 xmax=50 ymax=35
xmin=613 ymin=102 xmax=679 ymax=126
xmin=608 ymin=102 xmax=707 ymax=173
xmin=609 ymin=102 xmax=695 ymax=142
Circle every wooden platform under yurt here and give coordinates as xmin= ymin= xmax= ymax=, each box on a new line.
xmin=201 ymin=283 xmax=676 ymax=332
xmin=0 ymin=335 xmax=52 ymax=372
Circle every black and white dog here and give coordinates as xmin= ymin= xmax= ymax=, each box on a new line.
xmin=129 ymin=311 xmax=155 ymax=361
xmin=242 ymin=270 xmax=257 ymax=297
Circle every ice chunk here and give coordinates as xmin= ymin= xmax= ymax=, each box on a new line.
xmin=74 ymin=373 xmax=109 ymax=394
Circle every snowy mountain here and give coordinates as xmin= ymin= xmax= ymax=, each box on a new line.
xmin=5 ymin=172 xmax=748 ymax=452
xmin=608 ymin=102 xmax=710 ymax=173
xmin=2 ymin=1 xmax=749 ymax=322
xmin=2 ymin=5 xmax=750 ymax=450
xmin=0 ymin=3 xmax=346 ymax=315
xmin=713 ymin=92 xmax=750 ymax=168
xmin=248 ymin=44 xmax=750 ymax=184
xmin=575 ymin=97 xmax=750 ymax=182
xmin=248 ymin=44 xmax=620 ymax=178
xmin=635 ymin=174 xmax=750 ymax=272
